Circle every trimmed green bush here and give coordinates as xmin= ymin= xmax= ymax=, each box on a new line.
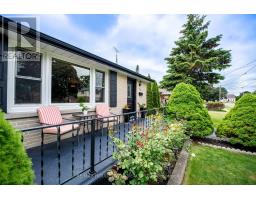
xmin=151 ymin=81 xmax=160 ymax=108
xmin=0 ymin=111 xmax=34 ymax=184
xmin=206 ymin=102 xmax=225 ymax=111
xmin=167 ymin=83 xmax=214 ymax=137
xmin=147 ymin=82 xmax=153 ymax=110
xmin=216 ymin=93 xmax=256 ymax=147
xmin=147 ymin=81 xmax=161 ymax=110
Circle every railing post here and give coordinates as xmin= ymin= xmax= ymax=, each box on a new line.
xmin=89 ymin=118 xmax=96 ymax=175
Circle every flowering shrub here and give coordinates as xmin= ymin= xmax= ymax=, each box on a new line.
xmin=107 ymin=114 xmax=187 ymax=185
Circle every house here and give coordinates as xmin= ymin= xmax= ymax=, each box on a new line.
xmin=0 ymin=16 xmax=151 ymax=149
xmin=160 ymin=89 xmax=171 ymax=105
xmin=226 ymin=94 xmax=236 ymax=103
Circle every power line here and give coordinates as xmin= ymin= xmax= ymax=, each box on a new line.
xmin=220 ymin=64 xmax=256 ymax=84
xmin=222 ymin=59 xmax=256 ymax=76
xmin=242 ymin=65 xmax=256 ymax=76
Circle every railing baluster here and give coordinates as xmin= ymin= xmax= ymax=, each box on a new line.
xmin=112 ymin=117 xmax=116 ymax=153
xmin=71 ymin=124 xmax=75 ymax=177
xmin=106 ymin=118 xmax=110 ymax=157
xmin=41 ymin=129 xmax=44 ymax=185
xmin=118 ymin=115 xmax=121 ymax=140
xmin=89 ymin=119 xmax=96 ymax=175
xmin=99 ymin=119 xmax=103 ymax=161
xmin=82 ymin=120 xmax=86 ymax=170
xmin=123 ymin=117 xmax=126 ymax=143
xmin=57 ymin=126 xmax=61 ymax=184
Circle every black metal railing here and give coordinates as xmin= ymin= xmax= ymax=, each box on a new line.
xmin=20 ymin=107 xmax=167 ymax=185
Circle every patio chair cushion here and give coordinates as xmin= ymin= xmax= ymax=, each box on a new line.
xmin=96 ymin=104 xmax=111 ymax=117
xmin=37 ymin=106 xmax=63 ymax=125
xmin=43 ymin=124 xmax=79 ymax=134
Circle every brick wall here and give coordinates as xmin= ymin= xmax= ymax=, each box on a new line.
xmin=136 ymin=80 xmax=147 ymax=111
xmin=7 ymin=112 xmax=86 ymax=149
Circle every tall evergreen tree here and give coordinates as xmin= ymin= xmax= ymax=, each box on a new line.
xmin=160 ymin=15 xmax=231 ymax=97
xmin=147 ymin=83 xmax=153 ymax=110
xmin=152 ymin=81 xmax=160 ymax=108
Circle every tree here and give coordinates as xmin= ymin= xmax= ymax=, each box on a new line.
xmin=167 ymin=83 xmax=214 ymax=137
xmin=147 ymin=81 xmax=160 ymax=109
xmin=217 ymin=93 xmax=256 ymax=147
xmin=0 ymin=111 xmax=34 ymax=184
xmin=236 ymin=91 xmax=251 ymax=101
xmin=147 ymin=83 xmax=153 ymax=110
xmin=202 ymin=85 xmax=227 ymax=101
xmin=160 ymin=15 xmax=231 ymax=98
xmin=151 ymin=81 xmax=161 ymax=108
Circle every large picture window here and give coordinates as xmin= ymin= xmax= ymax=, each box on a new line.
xmin=15 ymin=49 xmax=42 ymax=104
xmin=95 ymin=70 xmax=105 ymax=103
xmin=51 ymin=58 xmax=90 ymax=103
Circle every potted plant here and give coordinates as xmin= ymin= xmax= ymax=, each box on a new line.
xmin=138 ymin=103 xmax=147 ymax=118
xmin=79 ymin=102 xmax=89 ymax=115
xmin=122 ymin=105 xmax=131 ymax=122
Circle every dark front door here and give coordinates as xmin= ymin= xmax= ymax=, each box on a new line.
xmin=127 ymin=78 xmax=136 ymax=111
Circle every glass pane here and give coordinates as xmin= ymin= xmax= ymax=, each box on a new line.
xmin=96 ymin=71 xmax=105 ymax=87
xmin=127 ymin=84 xmax=132 ymax=98
xmin=16 ymin=50 xmax=41 ymax=78
xmin=51 ymin=58 xmax=90 ymax=103
xmin=95 ymin=88 xmax=105 ymax=103
xmin=15 ymin=78 xmax=41 ymax=104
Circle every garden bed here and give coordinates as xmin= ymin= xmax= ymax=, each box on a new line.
xmin=93 ymin=114 xmax=188 ymax=185
xmin=193 ymin=136 xmax=256 ymax=153
xmin=93 ymin=144 xmax=186 ymax=185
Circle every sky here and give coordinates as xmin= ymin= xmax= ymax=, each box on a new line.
xmin=5 ymin=14 xmax=256 ymax=95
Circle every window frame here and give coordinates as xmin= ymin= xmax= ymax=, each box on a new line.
xmin=7 ymin=39 xmax=109 ymax=113
xmin=51 ymin=57 xmax=91 ymax=104
xmin=14 ymin=48 xmax=43 ymax=104
xmin=95 ymin=70 xmax=105 ymax=103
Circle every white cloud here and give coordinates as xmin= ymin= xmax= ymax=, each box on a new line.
xmin=28 ymin=14 xmax=256 ymax=95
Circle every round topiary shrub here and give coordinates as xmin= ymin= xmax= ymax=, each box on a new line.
xmin=0 ymin=111 xmax=34 ymax=184
xmin=167 ymin=83 xmax=214 ymax=137
xmin=216 ymin=93 xmax=256 ymax=147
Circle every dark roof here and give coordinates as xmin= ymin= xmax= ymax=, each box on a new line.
xmin=227 ymin=94 xmax=236 ymax=98
xmin=0 ymin=16 xmax=152 ymax=82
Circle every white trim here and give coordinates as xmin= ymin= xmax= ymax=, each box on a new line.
xmin=7 ymin=42 xmax=110 ymax=113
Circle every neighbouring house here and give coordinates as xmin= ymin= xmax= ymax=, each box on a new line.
xmin=160 ymin=89 xmax=171 ymax=105
xmin=0 ymin=16 xmax=151 ymax=149
xmin=225 ymin=94 xmax=236 ymax=103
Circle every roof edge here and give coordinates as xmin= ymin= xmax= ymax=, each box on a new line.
xmin=0 ymin=16 xmax=153 ymax=82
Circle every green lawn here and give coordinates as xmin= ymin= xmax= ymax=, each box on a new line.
xmin=208 ymin=110 xmax=227 ymax=128
xmin=183 ymin=144 xmax=256 ymax=185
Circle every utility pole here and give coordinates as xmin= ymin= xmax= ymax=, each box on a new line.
xmin=219 ymin=84 xmax=221 ymax=101
xmin=113 ymin=47 xmax=119 ymax=64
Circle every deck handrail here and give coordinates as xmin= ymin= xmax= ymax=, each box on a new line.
xmin=20 ymin=107 xmax=166 ymax=185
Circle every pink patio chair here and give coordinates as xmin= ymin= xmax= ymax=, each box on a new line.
xmin=37 ymin=106 xmax=80 ymax=136
xmin=96 ymin=104 xmax=118 ymax=123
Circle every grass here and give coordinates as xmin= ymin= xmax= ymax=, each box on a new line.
xmin=183 ymin=144 xmax=256 ymax=185
xmin=208 ymin=110 xmax=227 ymax=128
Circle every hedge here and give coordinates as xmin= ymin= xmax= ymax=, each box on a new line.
xmin=0 ymin=111 xmax=34 ymax=184
xmin=206 ymin=102 xmax=225 ymax=111
xmin=167 ymin=83 xmax=214 ymax=137
xmin=216 ymin=93 xmax=256 ymax=147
